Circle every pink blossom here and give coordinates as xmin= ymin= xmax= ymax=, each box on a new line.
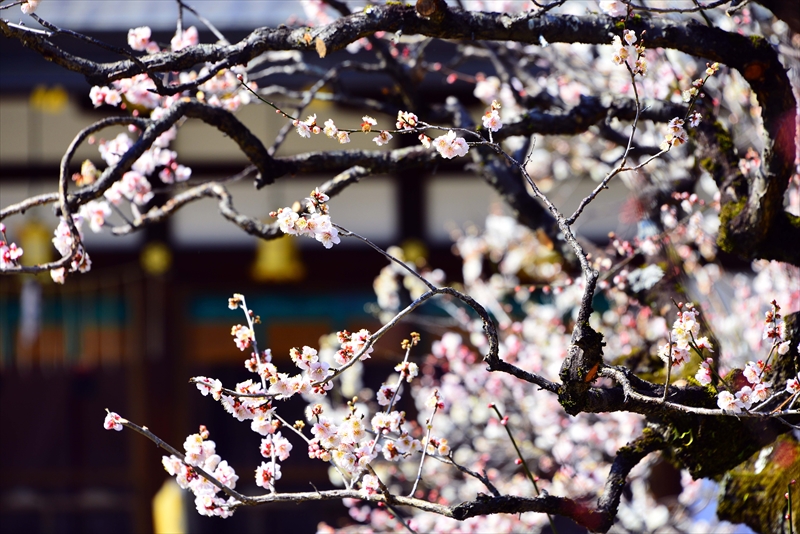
xmin=599 ymin=0 xmax=626 ymax=17
xmin=735 ymin=386 xmax=754 ymax=410
xmin=623 ymin=30 xmax=637 ymax=45
xmin=751 ymin=382 xmax=770 ymax=403
xmin=89 ymin=86 xmax=108 ymax=108
xmin=716 ymin=391 xmax=742 ymax=413
xmin=373 ymin=131 xmax=393 ymax=146
xmin=743 ymin=361 xmax=760 ymax=385
xmin=361 ymin=115 xmax=377 ymax=131
xmin=171 ymin=26 xmax=199 ymax=51
xmin=20 ymin=0 xmax=40 ymax=15
xmin=103 ymin=412 xmax=126 ymax=431
xmin=255 ymin=462 xmax=281 ymax=488
xmin=482 ymin=109 xmax=502 ymax=132
xmin=79 ymin=200 xmax=111 ymax=233
xmin=50 ymin=268 xmax=66 ymax=284
xmin=695 ymin=359 xmax=713 ymax=386
xmin=120 ymin=171 xmax=154 ymax=205
xmin=0 ymin=242 xmax=23 ymax=268
xmin=213 ymin=460 xmax=238 ymax=490
xmin=433 ymin=130 xmax=469 ymax=159
xmin=294 ymin=119 xmax=312 ymax=138
xmin=396 ymin=111 xmax=418 ymax=130
xmin=473 ymin=76 xmax=500 ymax=104
xmin=230 ymin=324 xmax=254 ymax=351
xmin=52 ymin=218 xmax=78 ymax=256
xmin=195 ymin=377 xmax=223 ymax=400
xmin=360 ymin=474 xmax=381 ymax=496
xmin=323 ymin=119 xmax=338 ymax=138
xmin=786 ymin=375 xmax=800 ymax=395
xmin=261 ymin=433 xmax=292 ymax=461
xmin=127 ymin=26 xmax=152 ymax=51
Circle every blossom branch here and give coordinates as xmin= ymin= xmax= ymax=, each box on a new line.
xmin=113 ymin=412 xmax=254 ymax=505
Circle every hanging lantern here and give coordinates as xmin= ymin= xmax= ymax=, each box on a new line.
xmin=251 ymin=235 xmax=305 ymax=282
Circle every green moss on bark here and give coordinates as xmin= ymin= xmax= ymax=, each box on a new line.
xmin=717 ymin=434 xmax=800 ymax=534
xmin=717 ymin=197 xmax=747 ymax=254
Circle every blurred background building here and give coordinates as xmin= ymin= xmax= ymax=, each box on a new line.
xmin=0 ymin=2 xmax=627 ymax=532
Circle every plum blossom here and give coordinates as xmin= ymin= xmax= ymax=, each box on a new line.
xmin=695 ymin=358 xmax=713 ymax=386
xmin=763 ymin=302 xmax=785 ymax=341
xmin=171 ymin=26 xmax=199 ymax=51
xmin=79 ymin=200 xmax=112 ymax=233
xmin=231 ymin=324 xmax=254 ymax=351
xmin=108 ymin=171 xmax=153 ymax=205
xmin=660 ymin=118 xmax=688 ymax=151
xmin=293 ymin=115 xmax=316 ymax=138
xmin=473 ymin=76 xmax=501 ymax=105
xmin=103 ymin=411 xmax=126 ymax=431
xmin=50 ymin=267 xmax=66 ymax=284
xmin=52 ymin=217 xmax=81 ymax=256
xmin=127 ymin=26 xmax=152 ymax=51
xmin=99 ymin=133 xmax=134 ymax=166
xmin=786 ymin=374 xmax=800 ymax=395
xmin=717 ymin=390 xmax=742 ymax=413
xmin=396 ymin=111 xmax=418 ymax=130
xmin=611 ymin=36 xmax=630 ymax=66
xmin=261 ymin=433 xmax=292 ymax=461
xmin=113 ymin=74 xmax=160 ymax=108
xmin=361 ymin=115 xmax=377 ymax=132
xmin=323 ymin=119 xmax=338 ymax=138
xmin=20 ymin=0 xmax=40 ymax=14
xmin=195 ymin=377 xmax=223 ymax=400
xmin=599 ymin=0 xmax=626 ymax=17
xmin=0 ymin=242 xmax=23 ymax=269
xmin=735 ymin=386 xmax=754 ymax=410
xmin=159 ymin=164 xmax=192 ymax=184
xmin=360 ymin=474 xmax=381 ymax=496
xmin=751 ymin=382 xmax=770 ymax=403
xmin=482 ymin=100 xmax=503 ymax=132
xmin=433 ymin=130 xmax=469 ymax=159
xmin=658 ymin=304 xmax=708 ymax=369
xmin=373 ymin=131 xmax=393 ymax=146
xmin=89 ymin=86 xmax=122 ymax=108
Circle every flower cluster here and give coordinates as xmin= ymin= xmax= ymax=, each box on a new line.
xmin=599 ymin=0 xmax=627 ymax=17
xmin=333 ymin=329 xmax=374 ymax=366
xmin=432 ymin=130 xmax=469 ymax=159
xmin=0 ymin=224 xmax=23 ymax=270
xmin=48 ymin=215 xmax=92 ymax=284
xmin=103 ymin=411 xmax=126 ymax=431
xmin=230 ymin=324 xmax=255 ymax=351
xmin=163 ymin=296 xmax=446 ymax=508
xmin=658 ymin=303 xmax=712 ymax=368
xmin=126 ymin=25 xmax=198 ymax=54
xmin=716 ymin=360 xmax=772 ymax=413
xmin=660 ymin=117 xmax=688 ymax=151
xmin=396 ymin=111 xmax=418 ymax=130
xmin=292 ymin=114 xmax=394 ymax=146
xmin=20 ymin=0 xmax=40 ymax=15
xmin=272 ymin=188 xmax=341 ymax=248
xmin=611 ymin=30 xmax=647 ymax=76
xmin=161 ymin=426 xmax=239 ymax=517
xmin=481 ymin=100 xmax=503 ymax=133
xmin=682 ymin=63 xmax=719 ymax=103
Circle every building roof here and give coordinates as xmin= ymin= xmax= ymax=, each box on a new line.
xmin=12 ymin=1 xmax=306 ymax=31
